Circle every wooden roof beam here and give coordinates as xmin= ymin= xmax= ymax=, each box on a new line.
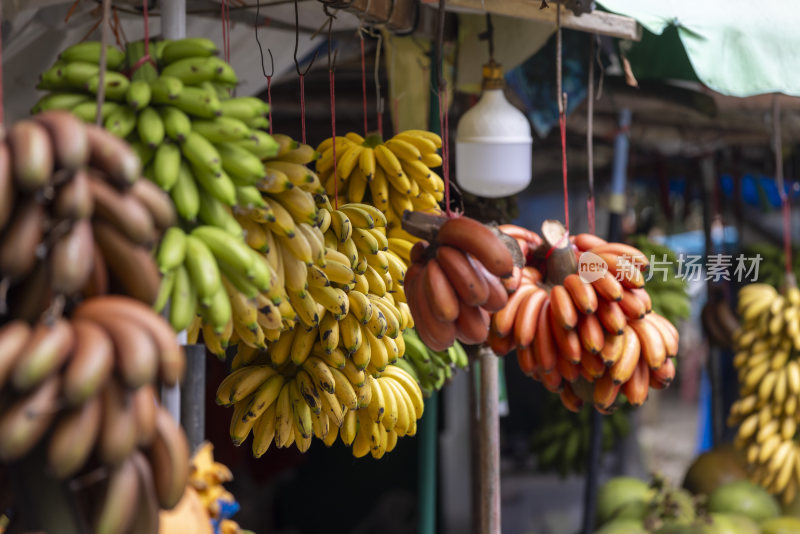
xmin=420 ymin=0 xmax=641 ymax=41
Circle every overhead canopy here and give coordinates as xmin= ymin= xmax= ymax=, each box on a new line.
xmin=598 ymin=0 xmax=800 ymax=98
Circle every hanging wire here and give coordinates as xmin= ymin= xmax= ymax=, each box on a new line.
xmin=435 ymin=0 xmax=452 ymax=216
xmin=254 ymin=0 xmax=275 ymax=133
xmin=586 ymin=35 xmax=596 ymax=234
xmin=773 ymin=94 xmax=793 ymax=277
xmin=325 ymin=7 xmax=340 ymax=207
xmin=293 ymin=0 xmax=319 ymax=144
xmin=359 ymin=27 xmax=368 ymax=134
xmin=556 ymin=2 xmax=569 ymax=230
xmin=374 ymin=30 xmax=384 ymax=136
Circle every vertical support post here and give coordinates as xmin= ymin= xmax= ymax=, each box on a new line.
xmin=607 ymin=109 xmax=632 ymax=243
xmin=160 ymin=0 xmax=187 ymax=423
xmin=161 ymin=0 xmax=186 ymax=40
xmin=701 ymin=155 xmax=723 ymax=447
xmin=583 ymin=108 xmax=632 ymax=533
xmin=417 ymin=31 xmax=442 ymax=534
xmin=469 ymin=362 xmax=482 ymax=534
xmin=180 ymin=344 xmax=206 ymax=452
xmin=478 ymin=346 xmax=500 ymax=534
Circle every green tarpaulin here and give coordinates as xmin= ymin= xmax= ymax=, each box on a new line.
xmin=598 ymin=0 xmax=800 ymax=97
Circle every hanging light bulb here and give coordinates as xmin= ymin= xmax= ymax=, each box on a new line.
xmin=455 ymin=59 xmax=533 ymax=198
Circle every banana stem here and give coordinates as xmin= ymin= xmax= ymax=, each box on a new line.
xmin=541 ymin=219 xmax=577 ymax=286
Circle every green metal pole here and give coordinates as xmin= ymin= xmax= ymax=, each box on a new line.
xmin=417 ymin=39 xmax=442 ymax=534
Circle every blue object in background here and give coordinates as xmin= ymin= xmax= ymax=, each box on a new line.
xmin=696 ymin=368 xmax=714 ymax=455
xmin=211 ymin=499 xmax=241 ymax=534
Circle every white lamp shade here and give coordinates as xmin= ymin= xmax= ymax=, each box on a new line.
xmin=456 ymin=89 xmax=533 ymax=198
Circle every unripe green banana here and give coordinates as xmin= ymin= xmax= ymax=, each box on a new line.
xmin=170 ymin=161 xmax=200 ymax=222
xmin=32 ymin=92 xmax=90 ymax=114
xmin=149 ymin=76 xmax=184 ymax=103
xmin=232 ymin=130 xmax=279 ymax=159
xmin=191 ymin=116 xmax=251 ymax=143
xmin=197 ymin=187 xmax=243 ymax=236
xmin=86 ymin=71 xmax=130 ymax=101
xmin=169 ymin=264 xmax=197 ymax=331
xmin=63 ymin=62 xmax=101 ymax=88
xmin=152 ymin=143 xmax=182 ymax=191
xmin=104 ymin=106 xmax=137 ymax=138
xmin=219 ymin=97 xmax=269 ymax=121
xmin=160 ymin=37 xmax=218 ymax=64
xmin=137 ymin=107 xmax=165 ymax=148
xmin=181 ymin=131 xmax=222 ymax=176
xmin=161 ymin=56 xmax=218 ymax=85
xmin=126 ymin=79 xmax=152 ymax=110
xmin=170 ymin=86 xmax=220 ymax=118
xmin=59 ymin=41 xmax=125 ymax=69
xmin=192 ymin=164 xmax=237 ymax=206
xmin=160 ymin=106 xmax=192 ymax=142
xmin=156 ymin=227 xmax=187 ymax=273
xmin=216 ymin=142 xmax=266 ymax=186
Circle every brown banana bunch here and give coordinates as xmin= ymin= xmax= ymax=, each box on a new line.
xmin=0 ymin=294 xmax=190 ymax=531
xmin=727 ymin=283 xmax=800 ymax=504
xmin=0 ymin=111 xmax=172 ymax=324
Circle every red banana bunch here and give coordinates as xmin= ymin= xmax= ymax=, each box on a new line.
xmin=489 ymin=223 xmax=679 ymax=413
xmin=403 ymin=216 xmax=514 ymax=351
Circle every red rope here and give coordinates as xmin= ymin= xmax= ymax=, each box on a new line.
xmin=221 ymin=0 xmax=231 ymax=63
xmin=127 ymin=0 xmax=156 ymax=76
xmin=360 ymin=34 xmax=368 ymax=136
xmin=438 ymin=88 xmax=451 ymax=217
xmin=267 ymin=77 xmax=273 ymax=134
xmin=587 ymin=198 xmax=595 ymax=235
xmin=377 ymin=106 xmax=383 ymax=138
xmin=330 ymin=70 xmax=339 ymax=209
xmin=559 ymin=113 xmax=569 ymax=231
xmin=299 ymin=74 xmax=307 ymax=145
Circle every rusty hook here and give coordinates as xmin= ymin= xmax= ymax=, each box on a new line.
xmin=254 ymin=0 xmax=274 ymax=78
xmin=294 ymin=0 xmax=319 ymax=76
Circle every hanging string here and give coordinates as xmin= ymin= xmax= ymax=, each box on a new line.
xmin=436 ymin=0 xmax=450 ymax=216
xmin=293 ymin=0 xmax=318 ymax=146
xmin=360 ymin=29 xmax=368 ymax=135
xmin=586 ymin=36 xmax=596 ymax=235
xmin=254 ymin=0 xmax=274 ymax=134
xmin=326 ymin=11 xmax=340 ymax=208
xmin=94 ymin=0 xmax=112 ymax=125
xmin=221 ymin=0 xmax=232 ymax=64
xmin=773 ymin=95 xmax=792 ymax=275
xmin=374 ymin=31 xmax=384 ymax=138
xmin=128 ymin=0 xmax=157 ymax=76
xmin=556 ymin=4 xmax=569 ymax=231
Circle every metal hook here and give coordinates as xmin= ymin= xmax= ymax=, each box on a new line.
xmin=324 ymin=5 xmax=339 ymax=71
xmin=254 ymin=0 xmax=274 ymax=78
xmin=293 ymin=0 xmax=318 ymax=76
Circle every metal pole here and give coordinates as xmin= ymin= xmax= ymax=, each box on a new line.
xmin=479 ymin=346 xmax=500 ymax=534
xmin=607 ymin=109 xmax=632 ymax=243
xmin=700 ymin=155 xmax=723 ymax=447
xmin=583 ymin=109 xmax=632 ymax=533
xmin=180 ymin=344 xmax=206 ymax=452
xmin=159 ymin=0 xmax=188 ymax=423
xmin=469 ymin=361 xmax=482 ymax=534
xmin=161 ymin=0 xmax=186 ymax=40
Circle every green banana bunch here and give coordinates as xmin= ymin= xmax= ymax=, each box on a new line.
xmin=530 ymin=395 xmax=630 ymax=477
xmin=742 ymin=242 xmax=800 ymax=290
xmin=35 ymin=38 xmax=325 ymax=340
xmin=631 ymin=236 xmax=690 ymax=326
xmin=396 ymin=329 xmax=468 ymax=397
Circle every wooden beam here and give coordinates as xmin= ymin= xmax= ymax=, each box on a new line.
xmin=421 ymin=0 xmax=641 ymax=41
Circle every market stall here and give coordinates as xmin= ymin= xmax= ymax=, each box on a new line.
xmin=0 ymin=1 xmax=799 ymax=533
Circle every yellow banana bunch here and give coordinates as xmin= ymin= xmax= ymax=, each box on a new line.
xmin=188 ymin=441 xmax=247 ymax=526
xmin=728 ymin=283 xmax=800 ymax=504
xmin=315 ymin=131 xmax=444 ymax=239
xmin=215 ymin=195 xmax=426 ymax=456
